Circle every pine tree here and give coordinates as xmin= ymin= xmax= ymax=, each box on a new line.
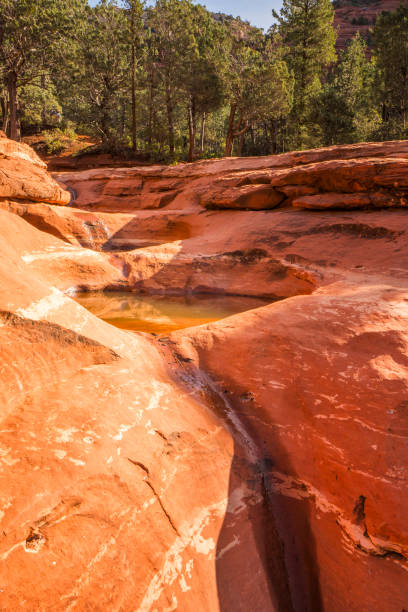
xmin=224 ymin=34 xmax=293 ymax=156
xmin=147 ymin=0 xmax=226 ymax=161
xmin=65 ymin=0 xmax=130 ymax=149
xmin=273 ymin=0 xmax=337 ymax=148
xmin=147 ymin=0 xmax=189 ymax=157
xmin=316 ymin=35 xmax=378 ymax=144
xmin=124 ymin=0 xmax=144 ymax=153
xmin=373 ymin=4 xmax=408 ymax=138
xmin=182 ymin=4 xmax=226 ymax=161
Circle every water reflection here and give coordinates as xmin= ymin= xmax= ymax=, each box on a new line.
xmin=74 ymin=291 xmax=271 ymax=333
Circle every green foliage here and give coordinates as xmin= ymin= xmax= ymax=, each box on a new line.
xmin=43 ymin=131 xmax=65 ymax=154
xmin=273 ymin=0 xmax=337 ymax=148
xmin=315 ymin=35 xmax=380 ymax=144
xmin=223 ymin=33 xmax=293 ymax=155
xmin=0 ymin=0 xmax=87 ymax=138
xmin=351 ymin=15 xmax=370 ymax=25
xmin=373 ymin=4 xmax=408 ymax=138
xmin=19 ymin=78 xmax=62 ymax=132
xmin=2 ymin=0 xmax=408 ymax=158
xmin=146 ymin=0 xmax=227 ymax=160
xmin=61 ymin=0 xmax=131 ymax=149
xmin=38 ymin=127 xmax=78 ymax=154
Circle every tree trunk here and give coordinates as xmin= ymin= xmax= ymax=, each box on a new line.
xmin=7 ymin=71 xmax=19 ymax=141
xmin=1 ymin=94 xmax=9 ymax=134
xmin=131 ymin=49 xmax=137 ymax=152
xmin=100 ymin=99 xmax=110 ymax=148
xmin=165 ymin=84 xmax=175 ymax=157
xmin=41 ymin=73 xmax=47 ymax=128
xmin=271 ymin=119 xmax=278 ymax=154
xmin=120 ymin=101 xmax=126 ymax=138
xmin=148 ymin=77 xmax=154 ymax=150
xmin=131 ymin=3 xmax=137 ymax=153
xmin=225 ymin=104 xmax=236 ymax=157
xmin=200 ymin=112 xmax=206 ymax=154
xmin=251 ymin=125 xmax=256 ymax=147
xmin=237 ymin=131 xmax=245 ymax=157
xmin=233 ymin=113 xmax=248 ymax=157
xmin=187 ymin=96 xmax=196 ymax=163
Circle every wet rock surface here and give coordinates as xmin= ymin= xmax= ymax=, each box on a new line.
xmin=1 ymin=137 xmax=408 ymax=610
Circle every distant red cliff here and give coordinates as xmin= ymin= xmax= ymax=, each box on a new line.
xmin=334 ymin=0 xmax=401 ymax=51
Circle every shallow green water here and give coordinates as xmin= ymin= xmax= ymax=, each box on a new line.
xmin=74 ymin=291 xmax=270 ymax=333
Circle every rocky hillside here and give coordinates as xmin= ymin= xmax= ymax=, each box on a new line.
xmin=334 ymin=0 xmax=400 ymax=50
xmin=0 ymin=134 xmax=408 ymax=610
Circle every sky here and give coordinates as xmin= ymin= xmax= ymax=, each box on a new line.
xmin=89 ymin=1 xmax=281 ymax=30
xmin=187 ymin=0 xmax=279 ymax=29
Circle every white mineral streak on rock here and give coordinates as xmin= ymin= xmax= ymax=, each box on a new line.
xmin=157 ymin=595 xmax=178 ymax=612
xmin=0 ymin=540 xmax=25 ymax=561
xmin=68 ymin=458 xmax=86 ymax=466
xmin=146 ymin=380 xmax=169 ymax=411
xmin=138 ymin=480 xmax=265 ymax=612
xmin=137 ymin=498 xmax=227 ymax=612
xmin=16 ymin=287 xmax=69 ymax=319
xmin=55 ymin=427 xmax=79 ymax=443
xmin=226 ymin=483 xmax=262 ymax=515
xmin=0 ymin=499 xmax=12 ymax=523
xmin=216 ymin=534 xmax=241 ymax=560
xmin=21 ymin=247 xmax=102 ymax=263
xmin=54 ymin=450 xmax=67 ymax=460
xmin=0 ymin=445 xmax=20 ymax=468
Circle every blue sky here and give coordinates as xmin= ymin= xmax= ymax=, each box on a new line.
xmin=187 ymin=0 xmax=279 ymax=29
xmin=88 ymin=1 xmax=280 ymax=30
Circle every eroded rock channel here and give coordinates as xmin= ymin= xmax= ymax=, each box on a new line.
xmin=1 ymin=132 xmax=408 ymax=611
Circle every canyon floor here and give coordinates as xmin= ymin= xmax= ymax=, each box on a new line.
xmin=0 ymin=133 xmax=408 ymax=611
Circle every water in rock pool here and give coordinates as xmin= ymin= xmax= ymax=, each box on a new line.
xmin=74 ymin=291 xmax=271 ymax=333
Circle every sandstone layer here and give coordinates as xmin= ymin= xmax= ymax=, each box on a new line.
xmin=0 ymin=131 xmax=70 ymax=206
xmin=1 ymin=137 xmax=408 ymax=611
xmin=52 ymin=140 xmax=408 ymax=215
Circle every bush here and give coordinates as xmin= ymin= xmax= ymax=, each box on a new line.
xmin=43 ymin=131 xmax=66 ymax=154
xmin=352 ymin=15 xmax=370 ymax=25
xmin=62 ymin=125 xmax=77 ymax=140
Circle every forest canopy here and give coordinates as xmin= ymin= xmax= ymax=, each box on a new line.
xmin=0 ymin=0 xmax=407 ymax=160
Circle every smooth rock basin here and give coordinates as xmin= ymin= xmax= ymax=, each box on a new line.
xmin=74 ymin=291 xmax=272 ymax=333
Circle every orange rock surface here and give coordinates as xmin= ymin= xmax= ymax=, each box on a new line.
xmin=51 ymin=140 xmax=408 ymax=214
xmin=0 ymin=131 xmax=70 ymax=205
xmin=1 ymin=136 xmax=408 ymax=610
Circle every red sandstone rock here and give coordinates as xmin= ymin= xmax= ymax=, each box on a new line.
xmin=0 ymin=129 xmax=46 ymax=168
xmin=0 ymin=160 xmax=70 ymax=204
xmin=51 ymin=141 xmax=408 ymax=214
xmin=292 ymin=191 xmax=403 ymax=209
xmin=278 ymin=184 xmax=318 ymax=199
xmin=1 ymin=135 xmax=408 ymax=611
xmin=204 ymin=184 xmax=285 ymax=210
xmin=0 ymin=135 xmax=70 ymax=205
xmin=0 ymin=208 xmax=241 ymax=612
xmin=169 ymin=281 xmax=408 ymax=611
